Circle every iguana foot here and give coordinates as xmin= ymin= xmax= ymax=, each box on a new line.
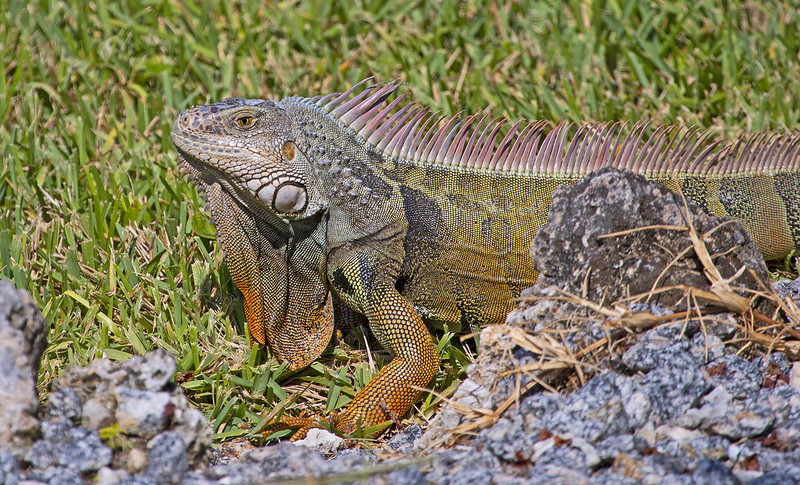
xmin=263 ymin=415 xmax=327 ymax=441
xmin=263 ymin=410 xmax=399 ymax=441
xmin=263 ymin=413 xmax=359 ymax=441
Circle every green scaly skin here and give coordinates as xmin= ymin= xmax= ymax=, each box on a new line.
xmin=171 ymin=83 xmax=800 ymax=439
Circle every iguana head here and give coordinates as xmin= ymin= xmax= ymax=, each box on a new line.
xmin=171 ymin=97 xmax=325 ymax=221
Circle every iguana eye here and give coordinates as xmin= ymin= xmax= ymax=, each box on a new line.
xmin=236 ymin=116 xmax=255 ymax=128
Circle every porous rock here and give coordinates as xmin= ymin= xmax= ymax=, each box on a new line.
xmin=422 ymin=169 xmax=798 ymax=483
xmin=146 ymin=431 xmax=189 ymax=484
xmin=114 ymin=386 xmax=172 ymax=438
xmin=772 ymin=276 xmax=800 ymax=303
xmin=207 ymin=443 xmax=328 ymax=483
xmin=531 ymin=167 xmax=770 ymax=306
xmin=50 ymin=348 xmax=211 ymax=464
xmin=0 ymin=451 xmax=20 ymax=485
xmin=0 ymin=281 xmax=48 ymax=458
xmin=12 ymin=344 xmax=214 ymax=484
xmin=56 ymin=426 xmax=114 ymax=472
xmin=386 ymin=424 xmax=423 ymax=454
xmin=52 ymin=348 xmax=177 ymax=407
xmin=293 ymin=427 xmax=345 ymax=455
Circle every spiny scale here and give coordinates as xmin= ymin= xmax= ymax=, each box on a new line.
xmin=312 ymin=79 xmax=800 ymax=175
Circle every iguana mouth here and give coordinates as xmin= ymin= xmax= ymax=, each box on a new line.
xmin=173 ymin=126 xmax=315 ymax=219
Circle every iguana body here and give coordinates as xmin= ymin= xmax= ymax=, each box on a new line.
xmin=172 ymin=79 xmax=800 ymax=438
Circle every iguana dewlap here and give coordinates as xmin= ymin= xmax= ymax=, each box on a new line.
xmin=172 ymin=79 xmax=800 ymax=439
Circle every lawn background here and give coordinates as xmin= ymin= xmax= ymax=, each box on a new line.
xmin=2 ymin=0 xmax=799 ymax=442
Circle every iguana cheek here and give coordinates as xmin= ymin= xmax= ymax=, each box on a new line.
xmin=272 ymin=182 xmax=308 ymax=214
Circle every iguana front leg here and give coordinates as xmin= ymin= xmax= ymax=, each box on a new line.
xmin=269 ymin=249 xmax=438 ymax=439
xmin=340 ymin=291 xmax=438 ymax=430
xmin=331 ymin=249 xmax=439 ymax=434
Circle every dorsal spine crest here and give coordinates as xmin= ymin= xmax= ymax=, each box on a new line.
xmin=296 ymin=79 xmax=800 ymax=177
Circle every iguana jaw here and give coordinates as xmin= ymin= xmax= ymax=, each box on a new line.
xmin=172 ymin=130 xmax=308 ymax=213
xmin=174 ymin=151 xmax=290 ymax=232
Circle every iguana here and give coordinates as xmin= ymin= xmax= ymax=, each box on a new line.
xmin=171 ymin=79 xmax=800 ymax=439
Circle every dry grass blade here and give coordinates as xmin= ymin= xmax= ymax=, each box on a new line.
xmin=493 ymin=324 xmax=583 ymax=376
xmin=679 ymin=195 xmax=751 ymax=313
xmin=417 ymin=378 xmax=541 ymax=449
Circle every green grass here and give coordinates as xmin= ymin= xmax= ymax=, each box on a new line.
xmin=2 ymin=0 xmax=799 ymax=443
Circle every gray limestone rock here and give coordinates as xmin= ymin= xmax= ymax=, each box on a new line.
xmin=425 ymin=448 xmax=506 ymax=485
xmin=26 ymin=467 xmax=84 ymax=485
xmin=49 ymin=349 xmax=211 ymax=468
xmin=704 ymin=354 xmax=762 ymax=399
xmin=96 ymin=466 xmax=130 ymax=485
xmin=530 ymin=168 xmax=769 ymax=307
xmin=517 ymin=392 xmax=565 ymax=432
xmin=325 ymin=447 xmax=378 ymax=475
xmin=40 ymin=418 xmax=73 ymax=443
xmin=436 ymin=468 xmax=507 ymax=485
xmin=146 ymin=431 xmax=188 ymax=485
xmin=621 ymin=337 xmax=698 ymax=374
xmin=690 ymin=332 xmax=725 ymax=363
xmin=13 ymin=348 xmax=212 ymax=484
xmin=114 ymin=386 xmax=172 ymax=438
xmin=772 ymin=276 xmax=800 ymax=303
xmin=0 ymin=281 xmax=48 ymax=458
xmin=46 ymin=387 xmax=83 ymax=423
xmin=82 ymin=397 xmax=114 ymax=430
xmin=475 ymin=417 xmax=534 ymax=462
xmin=52 ymin=348 xmax=177 ymax=408
xmin=528 ymin=465 xmax=594 ymax=484
xmin=371 ymin=466 xmax=426 ymax=485
xmin=0 ymin=451 xmax=20 ymax=485
xmin=24 ymin=438 xmax=55 ymax=469
xmin=210 ymin=443 xmax=327 ymax=482
xmin=637 ymin=358 xmax=710 ymax=424
xmin=292 ymin=428 xmax=345 ymax=455
xmin=173 ymin=406 xmax=212 ymax=464
xmin=749 ymin=465 xmax=800 ymax=484
xmin=386 ymin=424 xmax=423 ymax=454
xmin=538 ymin=372 xmax=636 ymax=442
xmin=56 ymin=426 xmax=114 ymax=472
xmin=690 ymin=458 xmax=739 ymax=485
xmin=113 ymin=475 xmax=159 ymax=485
